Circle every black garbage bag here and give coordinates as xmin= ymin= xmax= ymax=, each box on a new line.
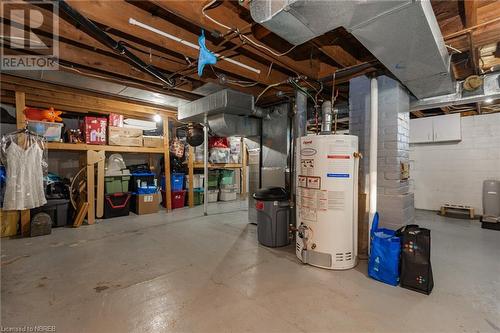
xmin=396 ymin=224 xmax=434 ymax=295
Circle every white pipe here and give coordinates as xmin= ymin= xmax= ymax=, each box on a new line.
xmin=368 ymin=77 xmax=378 ymax=254
xmin=129 ymin=18 xmax=261 ymax=75
xmin=203 ymin=114 xmax=209 ymax=216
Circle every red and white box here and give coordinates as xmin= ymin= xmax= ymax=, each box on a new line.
xmin=83 ymin=116 xmax=107 ymax=145
xmin=109 ymin=113 xmax=124 ymax=127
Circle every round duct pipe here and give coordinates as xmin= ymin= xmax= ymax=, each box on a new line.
xmin=321 ymin=101 xmax=333 ymax=133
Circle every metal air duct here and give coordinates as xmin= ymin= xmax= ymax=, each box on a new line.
xmin=250 ymin=0 xmax=455 ymax=99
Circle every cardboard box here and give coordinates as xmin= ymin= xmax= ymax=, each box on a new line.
xmin=108 ymin=126 xmax=143 ymax=146
xmin=83 ymin=116 xmax=107 ymax=145
xmin=143 ymin=136 xmax=164 ymax=148
xmin=109 ymin=113 xmax=124 ymax=127
xmin=131 ymin=193 xmax=160 ymax=215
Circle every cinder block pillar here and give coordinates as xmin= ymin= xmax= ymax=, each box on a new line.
xmin=349 ymin=75 xmax=415 ymax=235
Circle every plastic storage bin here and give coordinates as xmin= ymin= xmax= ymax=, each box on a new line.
xmin=208 ymin=189 xmax=219 ymax=202
xmin=186 ymin=174 xmax=204 ymax=189
xmin=105 ymin=175 xmax=130 ymax=194
xmin=27 ymin=120 xmax=63 ymax=142
xmin=171 ymin=190 xmax=186 ymax=209
xmin=171 ymin=173 xmax=185 ymax=191
xmin=220 ymin=170 xmax=235 ymax=185
xmin=103 ymin=193 xmax=131 ymax=218
xmin=31 ymin=199 xmax=70 ymax=227
xmin=208 ymin=170 xmax=219 ymax=188
xmin=193 ymin=188 xmax=204 ymax=205
xmin=219 ymin=189 xmax=237 ymax=201
xmin=130 ymin=172 xmax=156 ymax=193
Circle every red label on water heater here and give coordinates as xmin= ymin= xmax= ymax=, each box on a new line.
xmin=255 ymin=201 xmax=264 ymax=210
xmin=327 ymin=155 xmax=350 ymax=159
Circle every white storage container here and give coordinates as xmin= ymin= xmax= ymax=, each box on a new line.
xmin=208 ymin=189 xmax=219 ymax=202
xmin=186 ymin=174 xmax=204 ymax=189
xmin=219 ymin=189 xmax=237 ymax=201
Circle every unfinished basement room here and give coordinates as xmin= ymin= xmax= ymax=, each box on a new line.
xmin=0 ymin=0 xmax=499 ymax=332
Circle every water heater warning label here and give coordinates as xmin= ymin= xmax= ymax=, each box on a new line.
xmin=306 ymin=176 xmax=321 ymax=189
xmin=327 ymin=155 xmax=350 ymax=159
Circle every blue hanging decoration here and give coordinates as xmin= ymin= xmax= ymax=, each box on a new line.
xmin=197 ymin=30 xmax=217 ymax=77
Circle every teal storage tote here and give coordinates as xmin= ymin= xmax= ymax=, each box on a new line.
xmin=193 ymin=188 xmax=204 ymax=205
xmin=105 ymin=175 xmax=130 ymax=194
xmin=219 ymin=170 xmax=235 ymax=185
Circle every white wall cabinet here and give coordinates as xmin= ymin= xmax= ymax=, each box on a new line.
xmin=410 ymin=113 xmax=461 ymax=143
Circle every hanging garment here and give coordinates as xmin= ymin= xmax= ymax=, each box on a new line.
xmin=2 ymin=141 xmax=47 ymax=210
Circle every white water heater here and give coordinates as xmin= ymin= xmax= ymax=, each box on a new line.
xmin=296 ymin=134 xmax=359 ymax=270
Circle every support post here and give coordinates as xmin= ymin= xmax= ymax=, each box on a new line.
xmin=203 ymin=114 xmax=208 ymax=216
xmin=368 ymin=77 xmax=378 ymax=253
xmin=15 ymin=91 xmax=30 ymax=236
xmin=188 ymin=146 xmax=194 ymax=208
xmin=163 ymin=117 xmax=172 ymax=211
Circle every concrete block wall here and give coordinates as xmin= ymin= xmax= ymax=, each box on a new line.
xmin=410 ymin=112 xmax=500 ymax=214
xmin=350 ymin=75 xmax=415 ymax=231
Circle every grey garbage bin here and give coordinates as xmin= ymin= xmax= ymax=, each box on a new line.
xmin=253 ymin=187 xmax=290 ymax=247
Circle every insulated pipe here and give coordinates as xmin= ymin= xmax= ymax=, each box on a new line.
xmin=57 ymin=1 xmax=174 ymax=87
xmin=203 ymin=114 xmax=209 ymax=216
xmin=368 ymin=77 xmax=378 ymax=254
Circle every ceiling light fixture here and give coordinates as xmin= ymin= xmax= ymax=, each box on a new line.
xmin=153 ymin=114 xmax=162 ymax=122
xmin=128 ymin=18 xmax=261 ymax=75
xmin=484 ymin=98 xmax=493 ymax=104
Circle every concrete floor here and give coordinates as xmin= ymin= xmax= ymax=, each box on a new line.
xmin=1 ymin=202 xmax=499 ymax=333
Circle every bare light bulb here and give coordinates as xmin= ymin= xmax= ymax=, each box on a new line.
xmin=153 ymin=114 xmax=162 ymax=122
xmin=484 ymin=98 xmax=493 ymax=104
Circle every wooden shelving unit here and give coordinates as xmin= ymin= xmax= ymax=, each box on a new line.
xmin=186 ymin=139 xmax=248 ymax=208
xmin=5 ymin=80 xmax=176 ymax=235
xmin=47 ymin=142 xmax=164 ymax=154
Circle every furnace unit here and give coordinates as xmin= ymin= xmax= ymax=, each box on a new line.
xmin=296 ymin=135 xmax=359 ymax=270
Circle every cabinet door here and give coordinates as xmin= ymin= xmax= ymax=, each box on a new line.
xmin=410 ymin=118 xmax=433 ymax=143
xmin=432 ymin=113 xmax=461 ymax=142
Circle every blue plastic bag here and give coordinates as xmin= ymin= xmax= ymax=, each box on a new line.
xmin=368 ymin=212 xmax=401 ymax=286
xmin=197 ymin=30 xmax=217 ymax=76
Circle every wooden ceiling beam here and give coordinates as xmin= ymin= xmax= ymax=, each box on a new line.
xmin=65 ymin=0 xmax=289 ymax=86
xmin=149 ymin=0 xmax=318 ymax=79
xmin=411 ymin=111 xmax=425 ymax=118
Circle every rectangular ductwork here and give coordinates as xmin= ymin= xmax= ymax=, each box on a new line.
xmin=250 ymin=0 xmax=455 ymax=99
xmin=178 ymin=89 xmax=255 ymax=123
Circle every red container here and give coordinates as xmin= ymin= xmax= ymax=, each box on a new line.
xmin=83 ymin=116 xmax=107 ymax=145
xmin=165 ymin=190 xmax=186 ymax=209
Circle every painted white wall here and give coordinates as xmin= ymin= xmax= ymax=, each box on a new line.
xmin=409 ymin=112 xmax=500 ymax=214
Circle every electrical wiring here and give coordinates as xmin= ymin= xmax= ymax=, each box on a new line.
xmin=255 ymin=80 xmax=289 ymax=103
xmin=201 ymin=0 xmax=297 ymax=57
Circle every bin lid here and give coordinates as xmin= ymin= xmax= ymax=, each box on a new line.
xmin=252 ymin=187 xmax=288 ymax=201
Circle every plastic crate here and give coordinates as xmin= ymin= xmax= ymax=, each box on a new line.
xmin=171 ymin=190 xmax=186 ymax=209
xmin=130 ymin=172 xmax=156 ymax=193
xmin=171 ymin=173 xmax=185 ymax=191
xmin=220 ymin=170 xmax=235 ymax=185
xmin=103 ymin=193 xmax=131 ymax=218
xmin=105 ymin=175 xmax=130 ymax=194
xmin=27 ymin=120 xmax=63 ymax=142
xmin=186 ymin=174 xmax=204 ymax=189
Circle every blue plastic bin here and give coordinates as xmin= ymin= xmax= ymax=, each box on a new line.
xmin=171 ymin=173 xmax=185 ymax=191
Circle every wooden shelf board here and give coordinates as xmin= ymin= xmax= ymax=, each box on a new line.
xmin=47 ymin=142 xmax=164 ymax=154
